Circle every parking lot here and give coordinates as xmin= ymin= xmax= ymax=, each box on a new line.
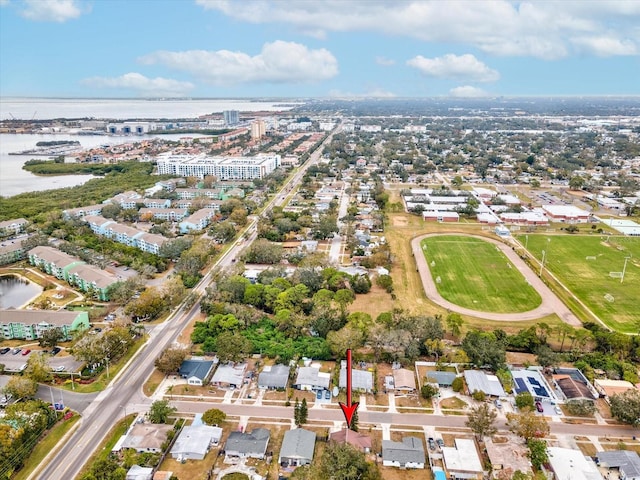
xmin=0 ymin=348 xmax=84 ymax=373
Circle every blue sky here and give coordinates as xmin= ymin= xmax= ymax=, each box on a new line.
xmin=1 ymin=0 xmax=639 ymax=98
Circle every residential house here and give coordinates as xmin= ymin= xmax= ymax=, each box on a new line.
xmin=593 ymin=379 xmax=636 ymax=403
xmin=225 ymin=428 xmax=270 ymax=460
xmin=126 ymin=465 xmax=153 ymax=480
xmin=392 ymin=368 xmax=416 ymax=393
xmin=442 ymin=439 xmax=484 ymax=480
xmin=339 ymin=367 xmax=373 ymax=393
xmin=178 ymin=359 xmax=216 ymax=386
xmin=279 ymin=428 xmax=316 ymax=467
xmin=382 ymin=437 xmax=425 ymax=469
xmin=258 ymin=364 xmax=290 ymax=390
xmin=121 ymin=423 xmax=173 ymax=453
xmin=547 ymin=447 xmax=602 ymax=480
xmin=425 ymin=371 xmax=457 ymax=387
xmin=553 ymin=368 xmax=597 ymax=403
xmin=211 ymin=363 xmax=246 ymax=388
xmin=293 ymin=366 xmax=331 ymax=391
xmin=329 ymin=430 xmax=371 ymax=453
xmin=463 ymin=370 xmax=506 ymax=397
xmin=171 ymin=421 xmax=222 ymax=460
xmin=0 ymin=309 xmax=89 ymax=341
xmin=597 ymin=450 xmax=640 ymax=480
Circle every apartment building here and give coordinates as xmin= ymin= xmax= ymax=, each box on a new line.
xmin=156 ymin=153 xmax=280 ymax=180
xmin=0 ymin=309 xmax=90 ymax=341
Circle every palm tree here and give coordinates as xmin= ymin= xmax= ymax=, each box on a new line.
xmin=446 ymin=313 xmax=464 ymax=338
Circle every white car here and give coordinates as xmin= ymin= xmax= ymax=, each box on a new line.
xmin=53 ymin=366 xmax=66 ymax=372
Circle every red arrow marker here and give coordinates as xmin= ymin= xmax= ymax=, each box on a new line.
xmin=339 ymin=348 xmax=359 ymax=427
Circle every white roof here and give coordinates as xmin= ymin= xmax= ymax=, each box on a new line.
xmin=442 ymin=439 xmax=483 ymax=473
xmin=547 ymin=447 xmax=603 ymax=480
xmin=464 ymin=370 xmax=506 ymax=397
xmin=171 ymin=425 xmax=222 ymax=457
xmin=542 ymin=204 xmax=590 ymax=217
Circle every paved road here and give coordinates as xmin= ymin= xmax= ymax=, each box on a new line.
xmin=36 ymin=125 xmax=342 ymax=480
xmin=171 ymin=400 xmax=638 ymax=438
xmin=35 ymin=384 xmax=98 ymax=413
xmin=412 ymin=233 xmax=582 ymax=325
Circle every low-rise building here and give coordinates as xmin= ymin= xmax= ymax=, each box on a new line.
xmin=121 ymin=423 xmax=173 ymax=453
xmin=382 ymin=437 xmax=425 ymax=469
xmin=171 ymin=422 xmax=222 ymax=460
xmin=178 ymin=359 xmax=216 ymax=386
xmin=329 ymin=429 xmax=372 ymax=453
xmin=225 ymin=428 xmax=270 ymax=460
xmin=293 ymin=366 xmax=331 ymax=391
xmin=0 ymin=309 xmax=89 ymax=340
xmin=597 ymin=450 xmax=640 ymax=480
xmin=279 ymin=428 xmax=316 ymax=467
xmin=0 ymin=218 xmax=28 ymax=236
xmin=339 ymin=367 xmax=373 ymax=393
xmin=179 ymin=209 xmax=215 ymax=233
xmin=442 ymin=438 xmax=484 ymax=479
xmin=258 ymin=364 xmax=290 ymax=390
xmin=211 ymin=363 xmax=246 ymax=388
xmin=464 ymin=370 xmax=506 ymax=397
xmin=547 ymin=447 xmax=602 ymax=480
xmin=0 ymin=240 xmax=27 ymax=266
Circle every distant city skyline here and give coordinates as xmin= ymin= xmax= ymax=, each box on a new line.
xmin=1 ymin=0 xmax=639 ymax=98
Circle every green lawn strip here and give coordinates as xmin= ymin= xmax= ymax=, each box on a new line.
xmin=59 ymin=336 xmax=147 ymax=393
xmin=14 ymin=414 xmax=80 ymax=480
xmin=421 ymin=235 xmax=542 ymax=313
xmin=519 ymin=234 xmax=640 ymax=333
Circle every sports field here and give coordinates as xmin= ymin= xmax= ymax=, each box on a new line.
xmin=421 ymin=235 xmax=542 ymax=313
xmin=518 ymin=234 xmax=640 ymax=333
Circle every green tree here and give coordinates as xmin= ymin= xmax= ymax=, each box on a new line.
xmin=446 ymin=312 xmax=464 ymax=338
xmin=507 ymin=409 xmax=550 ymax=440
xmin=154 ymin=347 xmax=187 ymax=375
xmin=375 ymin=274 xmax=393 ymax=293
xmin=312 ymin=442 xmax=380 ymax=480
xmin=215 ymin=331 xmax=253 ymax=363
xmin=3 ymin=376 xmax=37 ymax=400
xmin=298 ymin=398 xmax=308 ymax=425
xmin=472 ymin=390 xmax=486 ymax=402
xmin=565 ymin=399 xmax=597 ymax=417
xmin=148 ymin=400 xmax=176 ymax=424
xmin=515 ymin=391 xmax=535 ymax=410
xmin=24 ymin=352 xmax=52 ymax=383
xmin=421 ymin=384 xmax=439 ymax=400
xmin=465 ymin=403 xmax=498 ymax=439
xmin=496 ymin=369 xmax=513 ymax=394
xmin=527 ymin=438 xmax=549 ymax=470
xmin=349 ymin=408 xmax=359 ymax=432
xmin=462 ymin=330 xmax=506 ymax=370
xmin=202 ymin=408 xmax=226 ymax=426
xmin=452 ymin=376 xmax=464 ymax=393
xmin=609 ymin=389 xmax=640 ymax=426
xmin=39 ymin=327 xmax=65 ymax=348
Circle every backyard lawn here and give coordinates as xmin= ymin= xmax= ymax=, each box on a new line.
xmin=421 ymin=235 xmax=542 ymax=313
xmin=519 ymin=234 xmax=640 ymax=333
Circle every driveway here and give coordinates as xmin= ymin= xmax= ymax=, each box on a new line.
xmin=411 ymin=233 xmax=582 ymax=325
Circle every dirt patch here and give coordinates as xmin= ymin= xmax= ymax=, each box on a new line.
xmin=348 ymin=284 xmax=393 ymax=319
xmin=440 ymin=397 xmax=468 ymax=410
xmin=505 ymin=351 xmax=538 ymax=365
xmin=392 ymin=216 xmax=408 ymax=226
xmin=143 ymin=369 xmax=165 ymax=397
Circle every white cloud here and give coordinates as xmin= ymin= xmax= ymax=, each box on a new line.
xmin=449 ymin=85 xmax=489 ymax=97
xmin=139 ymin=41 xmax=338 ymax=85
xmin=376 ymin=56 xmax=395 ymax=66
xmin=407 ymin=54 xmax=499 ymax=82
xmin=0 ymin=0 xmax=10 ymax=7
xmin=20 ymin=0 xmax=84 ymax=22
xmin=196 ymin=0 xmax=640 ymax=59
xmin=571 ymin=36 xmax=638 ymax=56
xmin=81 ymin=73 xmax=194 ymax=97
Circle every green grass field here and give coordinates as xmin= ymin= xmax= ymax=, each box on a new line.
xmin=421 ymin=235 xmax=542 ymax=313
xmin=518 ymin=234 xmax=640 ymax=333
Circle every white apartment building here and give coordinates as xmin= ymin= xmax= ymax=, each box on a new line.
xmin=156 ymin=154 xmax=281 ymax=180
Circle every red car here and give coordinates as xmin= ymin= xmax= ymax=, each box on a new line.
xmin=21 ymin=349 xmax=31 ymax=356
xmin=535 ymin=401 xmax=544 ymax=413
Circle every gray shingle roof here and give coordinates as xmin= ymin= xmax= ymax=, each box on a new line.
xmin=597 ymin=450 xmax=640 ymax=477
xmin=179 ymin=360 xmax=214 ymax=381
xmin=339 ymin=368 xmax=373 ymax=391
xmin=258 ymin=364 xmax=290 ymax=389
xmin=382 ymin=437 xmax=425 ymax=465
xmin=226 ymin=428 xmax=270 ymax=456
xmin=279 ymin=428 xmax=316 ymax=463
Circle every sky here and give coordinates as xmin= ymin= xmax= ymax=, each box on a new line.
xmin=1 ymin=0 xmax=639 ymax=98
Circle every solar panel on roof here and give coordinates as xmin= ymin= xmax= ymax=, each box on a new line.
xmin=515 ymin=378 xmax=528 ymax=393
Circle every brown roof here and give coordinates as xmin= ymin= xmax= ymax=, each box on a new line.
xmin=329 ymin=430 xmax=372 ymax=451
xmin=554 ymin=375 xmax=596 ymax=400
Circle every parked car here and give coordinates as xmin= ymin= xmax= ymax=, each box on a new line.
xmin=436 ymin=438 xmax=444 ymax=449
xmin=428 ymin=437 xmax=436 ymax=451
xmin=324 ymin=390 xmax=331 ymax=400
xmin=316 ymin=390 xmax=323 ymax=400
xmin=494 ymin=399 xmax=503 ymax=408
xmin=51 ymin=347 xmax=61 ymax=356
xmin=12 ymin=348 xmax=21 ymax=355
xmin=554 ymin=405 xmax=562 ymax=415
xmin=53 ymin=366 xmax=66 ymax=372
xmin=0 ymin=347 xmax=10 ymax=354
xmin=19 ymin=364 xmax=27 ymax=371
xmin=535 ymin=401 xmax=544 ymax=413
xmin=21 ymin=349 xmax=31 ymax=356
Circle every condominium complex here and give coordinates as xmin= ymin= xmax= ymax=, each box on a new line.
xmin=156 ymin=153 xmax=281 ymax=180
xmin=83 ymin=216 xmax=169 ymax=255
xmin=28 ymin=246 xmax=118 ymax=301
xmin=0 ymin=309 xmax=90 ymax=341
